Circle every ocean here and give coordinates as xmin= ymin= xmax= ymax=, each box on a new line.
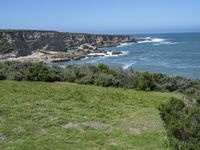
xmin=58 ymin=33 xmax=200 ymax=79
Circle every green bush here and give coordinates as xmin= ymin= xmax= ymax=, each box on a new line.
xmin=76 ymin=73 xmax=94 ymax=84
xmin=62 ymin=69 xmax=77 ymax=82
xmin=6 ymin=71 xmax=24 ymax=81
xmin=116 ymin=68 xmax=135 ymax=88
xmin=1 ymin=61 xmax=29 ymax=81
xmin=136 ymin=72 xmax=156 ymax=91
xmin=25 ymin=62 xmax=58 ymax=81
xmin=98 ymin=63 xmax=109 ymax=73
xmin=0 ymin=69 xmax=6 ymax=80
xmin=94 ymin=73 xmax=119 ymax=87
xmin=159 ymin=98 xmax=200 ymax=149
xmin=0 ymin=61 xmax=199 ymax=94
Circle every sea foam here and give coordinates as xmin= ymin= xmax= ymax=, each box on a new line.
xmin=138 ymin=37 xmax=178 ymax=45
xmin=137 ymin=37 xmax=165 ymax=44
xmin=117 ymin=42 xmax=134 ymax=47
xmin=122 ymin=62 xmax=136 ymax=69
xmin=88 ymin=50 xmax=129 ymax=58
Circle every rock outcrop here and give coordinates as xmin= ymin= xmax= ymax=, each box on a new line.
xmin=0 ymin=30 xmax=135 ymax=57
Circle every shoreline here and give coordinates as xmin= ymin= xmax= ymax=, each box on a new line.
xmin=0 ymin=29 xmax=135 ymax=63
xmin=1 ymin=43 xmax=129 ymax=63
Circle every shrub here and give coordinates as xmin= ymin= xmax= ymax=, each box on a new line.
xmin=25 ymin=62 xmax=56 ymax=81
xmin=48 ymin=66 xmax=62 ymax=81
xmin=0 ymin=61 xmax=30 ymax=81
xmin=0 ymin=61 xmax=200 ymax=95
xmin=135 ymin=72 xmax=156 ymax=91
xmin=77 ymin=65 xmax=94 ymax=79
xmin=116 ymin=68 xmax=135 ymax=88
xmin=159 ymin=97 xmax=200 ymax=149
xmin=98 ymin=63 xmax=109 ymax=73
xmin=94 ymin=73 xmax=119 ymax=87
xmin=87 ymin=65 xmax=99 ymax=74
xmin=76 ymin=73 xmax=94 ymax=84
xmin=62 ymin=69 xmax=77 ymax=82
xmin=6 ymin=71 xmax=24 ymax=81
xmin=0 ymin=69 xmax=6 ymax=80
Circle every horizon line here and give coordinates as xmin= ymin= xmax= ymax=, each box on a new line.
xmin=0 ymin=28 xmax=200 ymax=35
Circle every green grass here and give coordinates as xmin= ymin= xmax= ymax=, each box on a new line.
xmin=0 ymin=81 xmax=181 ymax=150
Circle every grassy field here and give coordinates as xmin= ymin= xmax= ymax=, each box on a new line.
xmin=0 ymin=81 xmax=180 ymax=150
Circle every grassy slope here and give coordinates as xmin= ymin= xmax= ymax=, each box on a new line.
xmin=0 ymin=81 xmax=180 ymax=150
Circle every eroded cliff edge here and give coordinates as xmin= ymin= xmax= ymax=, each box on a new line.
xmin=0 ymin=30 xmax=135 ymax=58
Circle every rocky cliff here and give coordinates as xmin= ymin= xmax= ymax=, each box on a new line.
xmin=0 ymin=30 xmax=135 ymax=56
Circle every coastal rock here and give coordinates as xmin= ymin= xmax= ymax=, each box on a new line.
xmin=78 ymin=44 xmax=97 ymax=50
xmin=0 ymin=30 xmax=135 ymax=57
xmin=0 ymin=30 xmax=136 ymax=62
xmin=112 ymin=51 xmax=122 ymax=55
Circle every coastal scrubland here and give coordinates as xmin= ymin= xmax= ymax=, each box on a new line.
xmin=0 ymin=61 xmax=199 ymax=149
xmin=0 ymin=61 xmax=199 ymax=94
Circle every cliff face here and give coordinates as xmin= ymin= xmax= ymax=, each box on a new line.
xmin=0 ymin=30 xmax=135 ymax=56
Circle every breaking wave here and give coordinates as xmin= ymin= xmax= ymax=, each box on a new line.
xmin=137 ymin=37 xmax=178 ymax=45
xmin=117 ymin=42 xmax=135 ymax=47
xmin=104 ymin=51 xmax=129 ymax=57
xmin=122 ymin=62 xmax=136 ymax=69
xmin=88 ymin=51 xmax=129 ymax=58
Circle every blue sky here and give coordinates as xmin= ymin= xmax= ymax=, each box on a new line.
xmin=0 ymin=0 xmax=200 ymax=34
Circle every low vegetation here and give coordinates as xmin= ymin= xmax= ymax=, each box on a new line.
xmin=0 ymin=61 xmax=199 ymax=149
xmin=159 ymin=97 xmax=200 ymax=149
xmin=0 ymin=81 xmax=179 ymax=149
xmin=0 ymin=61 xmax=199 ymax=94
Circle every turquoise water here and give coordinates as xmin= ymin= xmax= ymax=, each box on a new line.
xmin=59 ymin=33 xmax=200 ymax=79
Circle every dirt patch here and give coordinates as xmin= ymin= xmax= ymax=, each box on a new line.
xmin=108 ymin=139 xmax=118 ymax=146
xmin=0 ymin=133 xmax=8 ymax=144
xmin=62 ymin=121 xmax=108 ymax=131
xmin=13 ymin=126 xmax=26 ymax=133
xmin=80 ymin=122 xmax=107 ymax=129
xmin=122 ymin=112 xmax=163 ymax=135
xmin=62 ymin=122 xmax=83 ymax=132
xmin=48 ymin=116 xmax=58 ymax=122
xmin=128 ymin=128 xmax=141 ymax=135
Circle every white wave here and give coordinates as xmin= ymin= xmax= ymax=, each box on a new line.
xmin=88 ymin=53 xmax=106 ymax=56
xmin=153 ymin=41 xmax=178 ymax=46
xmin=106 ymin=51 xmax=115 ymax=56
xmin=138 ymin=37 xmax=178 ymax=45
xmin=104 ymin=52 xmax=119 ymax=57
xmin=88 ymin=51 xmax=129 ymax=58
xmin=122 ymin=62 xmax=136 ymax=69
xmin=123 ymin=64 xmax=131 ymax=69
xmin=121 ymin=51 xmax=129 ymax=55
xmin=162 ymin=41 xmax=178 ymax=45
xmin=117 ymin=42 xmax=134 ymax=47
xmin=104 ymin=51 xmax=128 ymax=57
xmin=82 ymin=56 xmax=89 ymax=60
xmin=151 ymin=38 xmax=166 ymax=42
xmin=137 ymin=37 xmax=165 ymax=44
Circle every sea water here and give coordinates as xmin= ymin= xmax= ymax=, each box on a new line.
xmin=59 ymin=33 xmax=200 ymax=79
